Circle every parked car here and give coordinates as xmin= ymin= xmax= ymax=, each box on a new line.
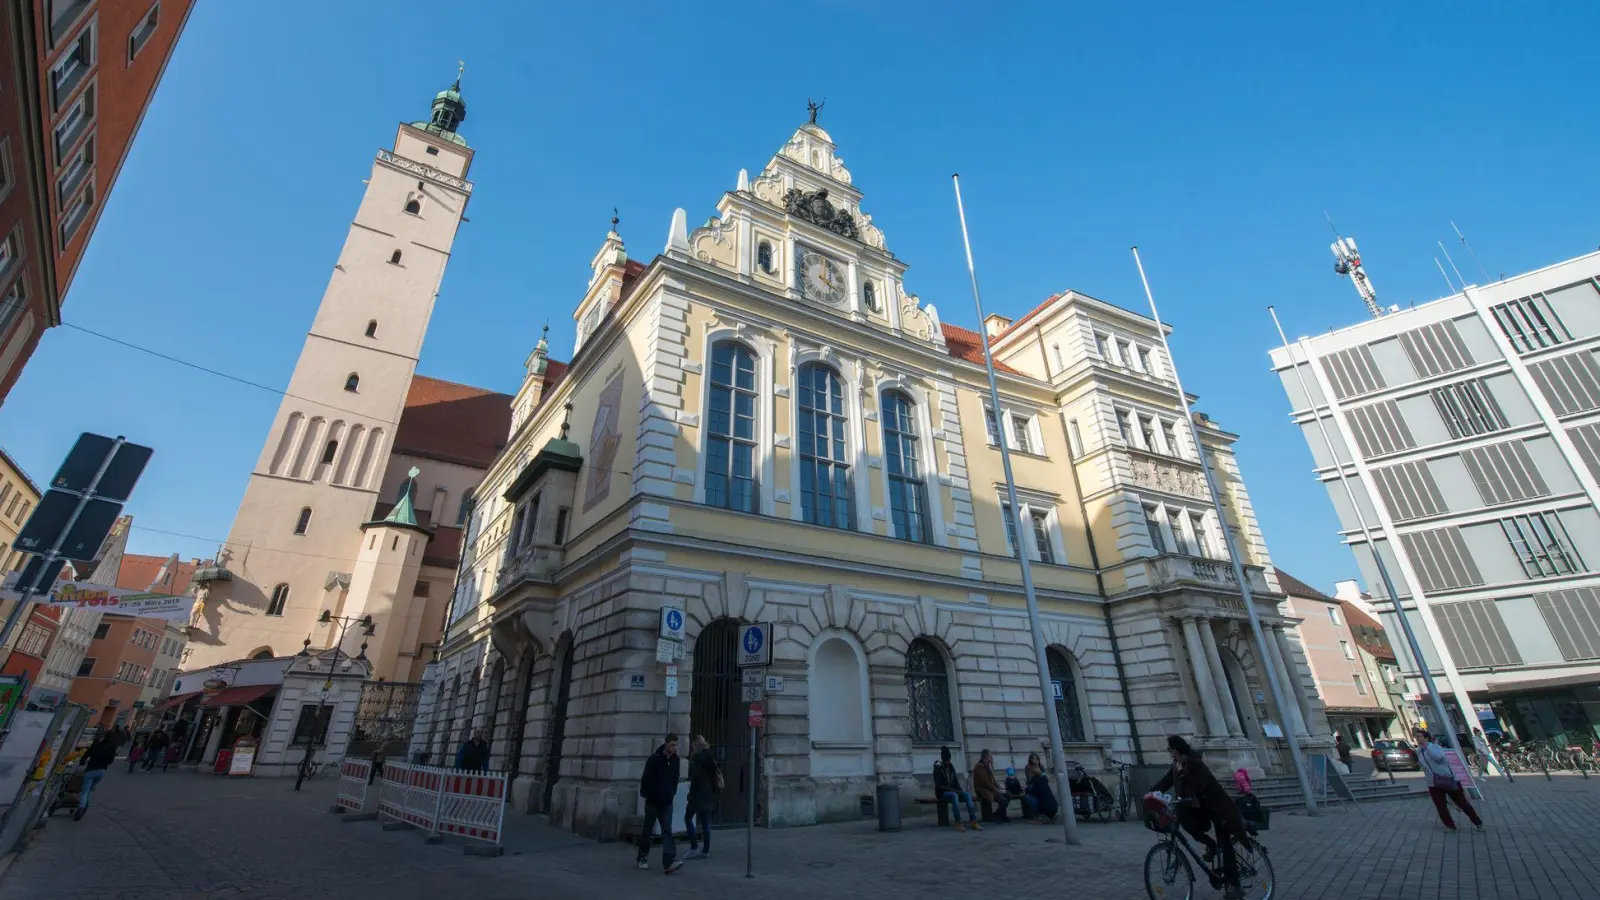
xmin=1371 ymin=738 xmax=1421 ymax=771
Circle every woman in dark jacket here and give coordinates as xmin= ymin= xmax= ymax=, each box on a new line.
xmin=1151 ymin=736 xmax=1249 ymax=899
xmin=683 ymin=735 xmax=719 ymax=860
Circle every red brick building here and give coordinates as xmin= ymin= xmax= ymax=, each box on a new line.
xmin=0 ymin=1 xmax=196 ymax=403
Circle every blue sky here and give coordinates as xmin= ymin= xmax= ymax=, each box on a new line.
xmin=2 ymin=1 xmax=1596 ymax=595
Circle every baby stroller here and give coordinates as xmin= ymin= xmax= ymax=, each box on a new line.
xmin=51 ymin=763 xmax=87 ymax=816
xmin=1067 ymin=760 xmax=1117 ymax=822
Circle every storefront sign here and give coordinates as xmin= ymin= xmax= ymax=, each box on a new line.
xmin=229 ymin=738 xmax=257 ymax=776
xmin=202 ymin=679 xmax=228 ymax=694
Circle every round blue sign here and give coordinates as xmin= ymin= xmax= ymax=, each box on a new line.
xmin=742 ymin=627 xmax=764 ymax=654
xmin=665 ymin=610 xmax=683 ymax=632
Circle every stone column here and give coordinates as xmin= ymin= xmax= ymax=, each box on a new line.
xmin=1198 ymin=619 xmax=1244 ymax=737
xmin=1274 ymin=626 xmax=1317 ymax=729
xmin=1179 ymin=616 xmax=1228 ymax=738
xmin=1264 ymin=626 xmax=1308 ymax=737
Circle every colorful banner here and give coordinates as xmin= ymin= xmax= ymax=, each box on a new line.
xmin=0 ymin=576 xmax=194 ymax=621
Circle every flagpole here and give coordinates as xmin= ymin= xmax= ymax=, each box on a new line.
xmin=952 ymin=175 xmax=1080 ymax=846
xmin=1269 ymin=306 xmax=1501 ymax=791
xmin=1130 ymin=247 xmax=1319 ymax=817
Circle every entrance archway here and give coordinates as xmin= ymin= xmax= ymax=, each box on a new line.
xmin=542 ymin=634 xmax=574 ymax=811
xmin=690 ymin=618 xmax=750 ymax=824
xmin=1219 ymin=647 xmax=1272 ymax=772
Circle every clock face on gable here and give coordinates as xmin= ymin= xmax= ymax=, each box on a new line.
xmin=796 ymin=245 xmax=846 ymax=307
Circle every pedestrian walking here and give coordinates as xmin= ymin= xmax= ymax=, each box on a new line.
xmin=933 ymin=746 xmax=980 ymax=832
xmin=682 ymin=734 xmax=719 ymax=860
xmin=1420 ymin=731 xmax=1484 ymax=832
xmin=74 ymin=733 xmax=118 ymax=821
xmin=143 ymin=731 xmax=170 ymax=771
xmin=127 ymin=736 xmax=145 ymax=773
xmin=1471 ymin=728 xmax=1500 ymax=777
xmin=635 ymin=732 xmax=684 ymax=874
xmin=454 ymin=728 xmax=490 ymax=771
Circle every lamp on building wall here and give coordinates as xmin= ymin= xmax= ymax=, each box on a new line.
xmin=294 ymin=611 xmax=378 ymax=792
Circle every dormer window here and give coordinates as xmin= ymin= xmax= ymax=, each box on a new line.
xmin=757 ymin=241 xmax=774 ymax=275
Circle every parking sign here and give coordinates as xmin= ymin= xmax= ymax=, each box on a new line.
xmin=737 ymin=622 xmax=773 ymax=667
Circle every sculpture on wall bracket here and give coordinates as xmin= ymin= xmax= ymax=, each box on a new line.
xmin=782 ymin=188 xmax=859 ymax=240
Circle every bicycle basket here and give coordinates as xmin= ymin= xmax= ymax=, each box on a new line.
xmin=1142 ymin=795 xmax=1175 ymax=832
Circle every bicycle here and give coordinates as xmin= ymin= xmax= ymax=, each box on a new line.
xmin=1144 ymin=797 xmax=1274 ymax=900
xmin=1106 ymin=757 xmax=1133 ymax=822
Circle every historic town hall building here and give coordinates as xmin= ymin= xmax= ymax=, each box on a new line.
xmin=417 ymin=110 xmax=1332 ymax=838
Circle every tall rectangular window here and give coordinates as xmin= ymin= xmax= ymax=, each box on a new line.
xmin=1094 ymin=333 xmax=1112 ymax=361
xmin=1161 ymin=420 xmax=1181 ymax=458
xmin=797 ymin=363 xmax=852 ymax=529
xmin=1189 ymin=512 xmax=1212 ymax=558
xmin=1010 ymin=413 xmax=1034 ymax=454
xmin=0 ymin=280 xmax=26 ymax=341
xmin=1353 ymin=674 xmax=1367 ymax=695
xmin=1170 ymin=506 xmax=1196 ymax=555
xmin=1138 ymin=415 xmax=1156 ymax=451
xmin=1137 ymin=346 xmax=1155 ymax=376
xmin=56 ymin=136 xmax=94 ymax=209
xmin=1144 ymin=505 xmax=1167 ymax=553
xmin=59 ymin=181 xmax=94 ymax=244
xmin=1116 ymin=340 xmax=1133 ymax=367
xmin=882 ymin=391 xmax=929 ymax=543
xmin=50 ymin=21 xmax=95 ymax=110
xmin=705 ymin=342 xmax=758 ymax=513
xmin=1001 ymin=504 xmax=1021 ymax=559
xmin=54 ymin=84 xmax=94 ymax=158
xmin=983 ymin=405 xmax=1000 ymax=445
xmin=1030 ymin=509 xmax=1055 ymax=564
xmin=1500 ymin=511 xmax=1584 ymax=579
xmin=1067 ymin=419 xmax=1083 ymax=459
xmin=1116 ymin=409 xmax=1134 ymax=445
xmin=1341 ymin=640 xmax=1354 ymax=660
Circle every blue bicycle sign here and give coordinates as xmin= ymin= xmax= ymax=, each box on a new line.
xmin=659 ymin=607 xmax=686 ymax=641
xmin=738 ymin=623 xmax=773 ymax=667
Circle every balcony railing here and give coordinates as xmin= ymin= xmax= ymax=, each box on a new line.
xmin=492 ymin=543 xmax=564 ymax=601
xmin=1148 ymin=554 xmax=1272 ymax=596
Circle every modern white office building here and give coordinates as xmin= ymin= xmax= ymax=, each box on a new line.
xmin=1270 ymin=249 xmax=1600 ymax=743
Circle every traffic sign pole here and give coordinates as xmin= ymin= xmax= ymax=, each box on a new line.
xmin=0 ymin=437 xmax=125 ymax=659
xmin=746 ymin=721 xmax=756 ymax=879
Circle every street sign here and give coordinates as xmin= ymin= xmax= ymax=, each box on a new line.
xmin=741 ymin=684 xmax=763 ymax=702
xmin=741 ymin=668 xmax=765 ymax=686
xmin=675 ymin=642 xmax=686 ymax=660
xmin=13 ymin=556 xmax=66 ymax=595
xmin=51 ymin=433 xmax=152 ymax=501
xmin=655 ymin=638 xmax=677 ymax=664
xmin=737 ymin=622 xmax=773 ymax=667
xmin=14 ymin=492 xmax=121 ymax=560
xmin=665 ymin=665 xmax=678 ymax=677
xmin=665 ymin=676 xmax=679 ymax=698
xmin=747 ymin=703 xmax=764 ymax=728
xmin=659 ymin=607 xmax=685 ymax=641
xmin=1051 ymin=680 xmax=1064 ymax=701
xmin=765 ymin=675 xmax=785 ymax=694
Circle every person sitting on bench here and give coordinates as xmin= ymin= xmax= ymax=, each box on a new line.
xmin=972 ymin=749 xmax=1009 ymax=822
xmin=934 ymin=746 xmax=981 ymax=832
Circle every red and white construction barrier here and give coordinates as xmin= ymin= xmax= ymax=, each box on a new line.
xmin=334 ymin=757 xmax=373 ymax=813
xmin=438 ymin=771 xmax=509 ymax=846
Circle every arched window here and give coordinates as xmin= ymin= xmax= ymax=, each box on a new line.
xmin=294 ymin=507 xmax=312 ymax=535
xmin=705 ymin=341 xmax=758 ymax=513
xmin=249 ymin=647 xmax=275 ymax=660
xmin=797 ymin=363 xmax=852 ymax=529
xmin=757 ymin=241 xmax=774 ymax=274
xmin=344 ymin=373 xmax=360 ymax=392
xmin=320 ymin=440 xmax=338 ymax=465
xmin=365 ymin=319 xmax=378 ymax=338
xmin=863 ymin=280 xmax=878 ymax=312
xmin=404 ymin=198 xmax=421 ymax=215
xmin=266 ymin=583 xmax=289 ymax=617
xmin=389 ymin=250 xmax=402 ymax=264
xmin=905 ymin=638 xmax=954 ymax=742
xmin=1047 ymin=647 xmax=1087 ymax=743
xmin=881 ymin=391 xmax=928 ymax=543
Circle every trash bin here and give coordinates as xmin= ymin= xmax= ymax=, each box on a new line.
xmin=876 ymin=783 xmax=901 ymax=832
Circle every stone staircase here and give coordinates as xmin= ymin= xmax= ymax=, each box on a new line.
xmin=1230 ymin=772 xmax=1425 ymax=812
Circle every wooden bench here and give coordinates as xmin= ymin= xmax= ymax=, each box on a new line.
xmin=914 ymin=797 xmax=951 ymax=827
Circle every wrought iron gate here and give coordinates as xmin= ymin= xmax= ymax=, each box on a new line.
xmin=348 ymin=681 xmax=421 ymax=758
xmin=542 ymin=641 xmax=574 ymax=810
xmin=690 ymin=619 xmax=754 ymax=825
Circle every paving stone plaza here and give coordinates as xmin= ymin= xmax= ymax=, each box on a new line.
xmin=2 ymin=767 xmax=1596 ymax=900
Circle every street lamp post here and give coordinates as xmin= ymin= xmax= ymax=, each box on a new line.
xmin=293 ymin=611 xmax=374 ymax=791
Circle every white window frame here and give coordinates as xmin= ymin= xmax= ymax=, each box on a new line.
xmin=50 ymin=17 xmax=96 ymax=110
xmin=790 ymin=348 xmax=869 ymax=531
xmin=692 ymin=324 xmax=776 ymax=517
xmin=998 ymin=491 xmax=1067 ymax=564
xmin=983 ymin=403 xmax=1045 ymax=457
xmin=59 ymin=180 xmax=94 ymax=245
xmin=1341 ymin=640 xmax=1354 ymax=660
xmin=876 ymin=377 xmax=948 ymax=546
xmin=1141 ymin=502 xmax=1221 ymax=559
xmin=57 ymin=133 xmax=93 ymax=209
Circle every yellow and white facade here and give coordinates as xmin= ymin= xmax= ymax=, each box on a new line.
xmin=422 ymin=117 xmax=1329 ymax=838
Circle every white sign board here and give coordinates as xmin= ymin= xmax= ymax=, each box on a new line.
xmin=1262 ymin=720 xmax=1284 ymax=739
xmin=765 ymin=675 xmax=785 ymax=694
xmin=665 ymin=676 xmax=679 ymax=698
xmin=675 ymin=642 xmax=687 ymax=660
xmin=741 ymin=668 xmax=766 ymax=686
xmin=741 ymin=684 xmax=763 ymax=703
xmin=655 ymin=638 xmax=677 ymax=664
xmin=1051 ymin=680 xmax=1064 ymax=701
xmin=659 ymin=607 xmax=686 ymax=641
xmin=737 ymin=623 xmax=773 ymax=667
xmin=0 ymin=578 xmax=196 ymax=621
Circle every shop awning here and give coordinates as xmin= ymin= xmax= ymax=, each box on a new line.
xmin=156 ymin=691 xmax=201 ymax=711
xmin=198 ymin=684 xmax=277 ymax=709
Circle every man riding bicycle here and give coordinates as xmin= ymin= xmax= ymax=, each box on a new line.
xmin=1149 ymin=735 xmax=1250 ymax=900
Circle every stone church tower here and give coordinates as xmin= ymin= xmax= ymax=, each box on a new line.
xmin=185 ymin=79 xmax=477 ymax=677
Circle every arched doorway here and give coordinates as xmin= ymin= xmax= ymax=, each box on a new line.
xmin=542 ymin=635 xmax=575 ymax=811
xmin=1046 ymin=647 xmax=1087 ymax=743
xmin=1219 ymin=647 xmax=1272 ymax=772
xmin=690 ymin=619 xmax=750 ymax=824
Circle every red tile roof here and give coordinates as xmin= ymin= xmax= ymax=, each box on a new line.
xmin=116 ymin=554 xmax=199 ymax=596
xmin=395 ymin=375 xmax=514 ymax=469
xmin=940 ymin=323 xmax=1023 ymax=375
xmin=1274 ymin=568 xmax=1333 ymax=602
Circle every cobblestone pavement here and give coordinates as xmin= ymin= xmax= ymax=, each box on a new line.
xmin=3 ymin=766 xmax=1597 ymax=899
